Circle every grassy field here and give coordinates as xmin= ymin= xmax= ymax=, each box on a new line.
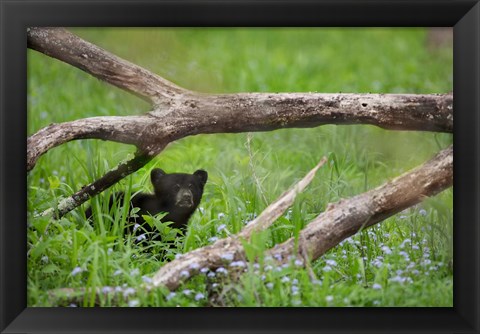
xmin=27 ymin=28 xmax=453 ymax=307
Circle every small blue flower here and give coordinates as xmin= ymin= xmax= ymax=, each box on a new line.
xmin=326 ymin=295 xmax=334 ymax=302
xmin=294 ymin=259 xmax=303 ymax=267
xmin=381 ymin=245 xmax=392 ymax=255
xmin=323 ymin=265 xmax=332 ymax=272
xmin=128 ymin=299 xmax=140 ymax=307
xmin=130 ymin=268 xmax=140 ymax=276
xmin=123 ymin=287 xmax=136 ymax=298
xmin=230 ymin=261 xmax=246 ymax=268
xmin=200 ymin=267 xmax=209 ymax=273
xmin=325 ymin=259 xmax=337 ymax=267
xmin=70 ymin=267 xmax=83 ymax=276
xmin=266 ymin=282 xmax=274 ymax=289
xmin=208 ymin=236 xmax=219 ymax=243
xmin=166 ymin=292 xmax=176 ymax=301
xmin=281 ymin=276 xmax=290 ymax=283
xmin=372 ymin=283 xmax=382 ymax=290
xmin=419 ymin=209 xmax=427 ymax=216
xmin=194 ymin=293 xmax=205 ymax=301
xmin=182 ymin=289 xmax=192 ymax=296
xmin=180 ymin=270 xmax=190 ymax=278
xmin=102 ymin=286 xmax=113 ymax=294
xmin=216 ymin=267 xmax=228 ymax=274
xmin=142 ymin=275 xmax=152 ymax=284
xmin=113 ymin=269 xmax=122 ymax=276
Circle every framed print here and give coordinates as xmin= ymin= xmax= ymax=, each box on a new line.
xmin=1 ymin=0 xmax=479 ymax=333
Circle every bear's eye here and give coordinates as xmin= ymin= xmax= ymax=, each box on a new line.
xmin=188 ymin=183 xmax=193 ymax=189
xmin=173 ymin=184 xmax=180 ymax=191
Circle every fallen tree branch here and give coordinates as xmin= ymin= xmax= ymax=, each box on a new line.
xmin=28 ymin=28 xmax=453 ymax=219
xmin=41 ymin=152 xmax=154 ymax=219
xmin=268 ymin=144 xmax=453 ymax=262
xmin=47 ymin=145 xmax=452 ymax=304
xmin=27 ymin=92 xmax=453 ymax=172
xmin=47 ymin=157 xmax=328 ymax=303
xmin=150 ymin=145 xmax=452 ymax=290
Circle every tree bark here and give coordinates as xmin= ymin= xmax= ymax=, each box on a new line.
xmin=27 ymin=27 xmax=453 ymax=219
xmin=151 ymin=145 xmax=452 ymax=290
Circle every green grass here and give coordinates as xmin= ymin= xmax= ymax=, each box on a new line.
xmin=27 ymin=28 xmax=453 ymax=307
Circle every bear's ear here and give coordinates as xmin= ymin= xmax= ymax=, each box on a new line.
xmin=151 ymin=168 xmax=166 ymax=184
xmin=194 ymin=170 xmax=208 ymax=185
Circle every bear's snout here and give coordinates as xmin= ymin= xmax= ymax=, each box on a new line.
xmin=175 ymin=188 xmax=194 ymax=208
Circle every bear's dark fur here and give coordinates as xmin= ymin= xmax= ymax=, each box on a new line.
xmin=86 ymin=168 xmax=208 ymax=240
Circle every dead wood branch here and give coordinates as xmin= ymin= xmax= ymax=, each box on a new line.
xmin=47 ymin=157 xmax=327 ymax=303
xmin=46 ymin=146 xmax=452 ymax=304
xmin=152 ymin=145 xmax=452 ymax=291
xmin=27 ymin=92 xmax=454 ymax=172
xmin=27 ymin=27 xmax=454 ymax=171
xmin=41 ymin=153 xmax=154 ymax=219
xmin=27 ymin=28 xmax=453 ymax=219
xmin=268 ymin=144 xmax=453 ymax=262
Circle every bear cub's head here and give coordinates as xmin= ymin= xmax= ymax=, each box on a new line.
xmin=151 ymin=168 xmax=208 ymax=211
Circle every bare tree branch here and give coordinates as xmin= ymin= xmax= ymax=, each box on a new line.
xmin=268 ymin=144 xmax=453 ymax=262
xmin=46 ymin=157 xmax=328 ymax=302
xmin=27 ymin=92 xmax=453 ymax=172
xmin=27 ymin=28 xmax=453 ymax=220
xmin=40 ymin=152 xmax=154 ymax=219
xmin=150 ymin=145 xmax=452 ymax=291
xmin=27 ymin=27 xmax=453 ymax=173
xmin=46 ymin=146 xmax=452 ymax=304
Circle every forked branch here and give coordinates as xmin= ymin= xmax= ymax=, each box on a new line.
xmin=27 ymin=27 xmax=453 ymax=223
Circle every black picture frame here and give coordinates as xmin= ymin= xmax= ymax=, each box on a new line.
xmin=1 ymin=0 xmax=479 ymax=333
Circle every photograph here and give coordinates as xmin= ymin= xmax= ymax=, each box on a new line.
xmin=26 ymin=27 xmax=454 ymax=308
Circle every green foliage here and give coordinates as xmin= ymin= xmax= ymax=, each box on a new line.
xmin=27 ymin=28 xmax=453 ymax=307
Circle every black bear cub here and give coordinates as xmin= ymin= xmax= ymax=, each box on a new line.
xmin=86 ymin=168 xmax=208 ymax=240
